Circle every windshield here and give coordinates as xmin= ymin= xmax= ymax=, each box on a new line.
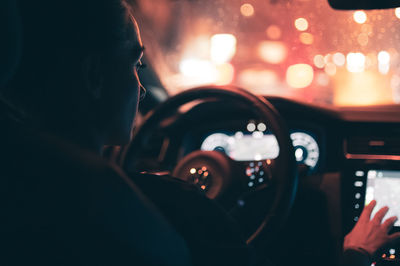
xmin=130 ymin=0 xmax=400 ymax=107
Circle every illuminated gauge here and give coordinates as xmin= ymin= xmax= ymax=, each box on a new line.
xmin=290 ymin=132 xmax=320 ymax=170
xmin=201 ymin=133 xmax=232 ymax=154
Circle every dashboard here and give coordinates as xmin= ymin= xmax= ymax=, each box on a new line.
xmin=135 ymin=95 xmax=400 ymax=265
xmin=200 ymin=122 xmax=320 ymax=171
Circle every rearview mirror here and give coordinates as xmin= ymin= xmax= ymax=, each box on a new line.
xmin=328 ymin=0 xmax=400 ymax=10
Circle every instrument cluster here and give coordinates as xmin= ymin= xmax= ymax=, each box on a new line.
xmin=201 ymin=121 xmax=320 ymax=171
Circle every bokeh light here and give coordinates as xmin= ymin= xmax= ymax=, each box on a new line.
xmin=334 ymin=70 xmax=393 ymax=106
xmin=210 ymin=34 xmax=237 ymax=64
xmin=313 ymin=55 xmax=325 ymax=69
xmin=179 ymin=59 xmax=234 ymax=86
xmin=378 ymin=51 xmax=390 ymax=75
xmin=324 ymin=54 xmax=332 ymax=64
xmin=240 ymin=3 xmax=254 ymax=17
xmin=286 ymin=64 xmax=314 ymax=89
xmin=379 ymin=64 xmax=390 ymax=75
xmin=378 ymin=51 xmax=390 ymax=65
xmin=179 ymin=58 xmax=218 ymax=86
xmin=333 ymin=53 xmax=346 ymax=66
xmin=361 ymin=24 xmax=373 ymax=35
xmin=299 ymin=33 xmax=314 ymax=45
xmin=294 ymin=18 xmax=309 ymax=31
xmin=324 ymin=63 xmax=337 ymax=76
xmin=258 ymin=41 xmax=287 ymax=64
xmin=395 ymin=8 xmax=400 ymax=19
xmin=353 ymin=11 xmax=367 ymax=24
xmin=266 ymin=25 xmax=282 ymax=40
xmin=247 ymin=122 xmax=256 ymax=132
xmin=357 ymin=33 xmax=369 ymax=46
xmin=257 ymin=123 xmax=267 ymax=132
xmin=346 ymin=53 xmax=365 ymax=73
xmin=180 ymin=59 xmax=215 ymax=78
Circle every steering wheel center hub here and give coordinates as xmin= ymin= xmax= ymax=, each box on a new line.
xmin=172 ymin=150 xmax=243 ymax=208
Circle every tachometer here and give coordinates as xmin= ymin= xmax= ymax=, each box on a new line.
xmin=290 ymin=132 xmax=319 ymax=170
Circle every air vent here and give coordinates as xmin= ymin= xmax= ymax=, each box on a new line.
xmin=346 ymin=136 xmax=400 ymax=156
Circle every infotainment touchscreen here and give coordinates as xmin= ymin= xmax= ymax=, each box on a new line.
xmin=365 ymin=170 xmax=400 ymax=227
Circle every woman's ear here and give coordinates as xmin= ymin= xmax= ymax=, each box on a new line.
xmin=81 ymin=54 xmax=104 ymax=100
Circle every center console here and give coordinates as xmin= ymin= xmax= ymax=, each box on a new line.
xmin=342 ymin=159 xmax=400 ymax=263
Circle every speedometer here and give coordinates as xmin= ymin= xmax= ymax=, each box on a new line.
xmin=290 ymin=132 xmax=320 ymax=170
xmin=201 ymin=133 xmax=231 ymax=154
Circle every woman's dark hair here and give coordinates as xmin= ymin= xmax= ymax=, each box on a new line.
xmin=3 ymin=0 xmax=131 ymax=125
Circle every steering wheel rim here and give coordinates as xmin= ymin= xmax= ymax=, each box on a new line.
xmin=122 ymin=86 xmax=298 ymax=246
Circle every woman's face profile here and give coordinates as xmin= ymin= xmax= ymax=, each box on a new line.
xmin=98 ymin=14 xmax=145 ymax=145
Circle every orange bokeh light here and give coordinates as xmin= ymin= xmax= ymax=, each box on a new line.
xmin=266 ymin=25 xmax=282 ymax=40
xmin=286 ymin=64 xmax=314 ymax=89
xmin=333 ymin=69 xmax=393 ymax=106
xmin=240 ymin=4 xmax=254 ymax=17
xmin=299 ymin=33 xmax=314 ymax=45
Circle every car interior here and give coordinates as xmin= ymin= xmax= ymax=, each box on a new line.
xmin=124 ymin=0 xmax=400 ymax=265
xmin=3 ymin=0 xmax=400 ymax=265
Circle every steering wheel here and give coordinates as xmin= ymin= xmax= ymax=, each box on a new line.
xmin=122 ymin=86 xmax=298 ymax=247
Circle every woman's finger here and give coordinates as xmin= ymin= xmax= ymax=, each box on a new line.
xmin=372 ymin=206 xmax=389 ymax=224
xmin=382 ymin=216 xmax=398 ymax=232
xmin=360 ymin=200 xmax=377 ymax=222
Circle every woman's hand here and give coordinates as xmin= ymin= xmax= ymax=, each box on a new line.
xmin=344 ymin=200 xmax=400 ymax=257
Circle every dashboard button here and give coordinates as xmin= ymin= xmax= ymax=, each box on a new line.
xmin=354 ymin=181 xmax=364 ymax=187
xmin=355 ymin=171 xmax=365 ymax=177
